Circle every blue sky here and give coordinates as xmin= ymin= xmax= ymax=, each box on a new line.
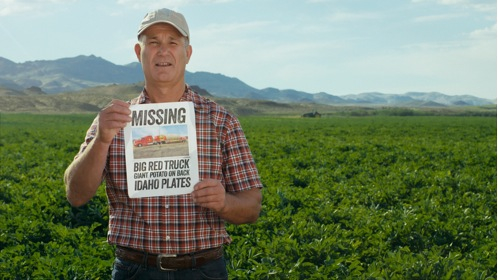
xmin=0 ymin=0 xmax=496 ymax=99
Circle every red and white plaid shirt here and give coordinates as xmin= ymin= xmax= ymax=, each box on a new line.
xmin=76 ymin=86 xmax=263 ymax=254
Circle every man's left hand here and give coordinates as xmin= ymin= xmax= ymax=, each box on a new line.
xmin=192 ymin=179 xmax=226 ymax=213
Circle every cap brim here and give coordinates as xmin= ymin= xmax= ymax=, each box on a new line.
xmin=137 ymin=21 xmax=189 ymax=38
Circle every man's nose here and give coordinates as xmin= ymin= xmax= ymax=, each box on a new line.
xmin=158 ymin=45 xmax=168 ymax=54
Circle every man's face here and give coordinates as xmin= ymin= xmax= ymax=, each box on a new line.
xmin=135 ymin=23 xmax=192 ymax=88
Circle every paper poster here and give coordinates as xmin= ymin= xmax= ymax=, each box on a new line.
xmin=123 ymin=102 xmax=199 ymax=198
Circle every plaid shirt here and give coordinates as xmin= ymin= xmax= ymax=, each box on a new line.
xmin=76 ymin=86 xmax=263 ymax=254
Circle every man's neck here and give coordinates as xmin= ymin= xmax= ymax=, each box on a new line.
xmin=144 ymin=82 xmax=186 ymax=103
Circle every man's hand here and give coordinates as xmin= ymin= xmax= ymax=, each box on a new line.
xmin=192 ymin=179 xmax=227 ymax=213
xmin=96 ymin=99 xmax=131 ymax=144
xmin=192 ymin=179 xmax=262 ymax=225
xmin=65 ymin=99 xmax=131 ymax=207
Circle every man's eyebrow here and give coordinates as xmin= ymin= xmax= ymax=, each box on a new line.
xmin=168 ymin=35 xmax=181 ymax=40
xmin=146 ymin=34 xmax=180 ymax=40
xmin=145 ymin=35 xmax=159 ymax=41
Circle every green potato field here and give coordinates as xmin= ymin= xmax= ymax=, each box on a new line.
xmin=0 ymin=113 xmax=496 ymax=279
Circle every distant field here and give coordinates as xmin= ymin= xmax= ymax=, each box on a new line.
xmin=0 ymin=113 xmax=496 ymax=279
xmin=0 ymin=86 xmax=496 ymax=117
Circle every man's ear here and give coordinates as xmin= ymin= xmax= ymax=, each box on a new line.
xmin=134 ymin=43 xmax=142 ymax=62
xmin=186 ymin=45 xmax=192 ymax=64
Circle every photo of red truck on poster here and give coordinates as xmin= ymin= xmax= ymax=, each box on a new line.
xmin=133 ymin=134 xmax=188 ymax=147
xmin=131 ymin=125 xmax=189 ymax=159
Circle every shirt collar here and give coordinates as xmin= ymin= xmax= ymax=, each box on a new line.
xmin=138 ymin=84 xmax=193 ymax=104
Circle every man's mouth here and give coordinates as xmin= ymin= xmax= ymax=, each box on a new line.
xmin=156 ymin=62 xmax=172 ymax=67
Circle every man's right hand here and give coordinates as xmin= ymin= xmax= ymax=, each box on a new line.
xmin=96 ymin=99 xmax=132 ymax=145
xmin=65 ymin=99 xmax=131 ymax=207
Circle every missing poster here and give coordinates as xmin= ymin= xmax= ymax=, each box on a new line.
xmin=123 ymin=102 xmax=199 ymax=198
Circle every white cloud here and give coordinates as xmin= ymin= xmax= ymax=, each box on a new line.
xmin=412 ymin=0 xmax=465 ymax=4
xmin=470 ymin=3 xmax=496 ymax=13
xmin=438 ymin=0 xmax=466 ymax=4
xmin=327 ymin=11 xmax=379 ymax=22
xmin=413 ymin=13 xmax=463 ymax=22
xmin=115 ymin=0 xmax=231 ymax=10
xmin=0 ymin=0 xmax=35 ymax=16
xmin=195 ymin=20 xmax=273 ymax=39
xmin=306 ymin=0 xmax=333 ymax=3
xmin=469 ymin=23 xmax=497 ymax=40
xmin=0 ymin=0 xmax=76 ymax=16
xmin=115 ymin=0 xmax=179 ymax=10
xmin=336 ymin=34 xmax=496 ymax=98
xmin=411 ymin=0 xmax=497 ymax=13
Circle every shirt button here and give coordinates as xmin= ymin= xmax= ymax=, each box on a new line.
xmin=166 ymin=236 xmax=171 ymax=241
xmin=165 ymin=205 xmax=169 ymax=209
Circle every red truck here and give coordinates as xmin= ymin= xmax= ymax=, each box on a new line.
xmin=133 ymin=135 xmax=153 ymax=147
xmin=134 ymin=135 xmax=187 ymax=147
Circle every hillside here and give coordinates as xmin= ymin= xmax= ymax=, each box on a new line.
xmin=0 ymin=83 xmax=332 ymax=116
xmin=0 ymin=83 xmax=495 ymax=117
xmin=0 ymin=55 xmax=495 ymax=107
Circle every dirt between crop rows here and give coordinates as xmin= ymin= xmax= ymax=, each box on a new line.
xmin=133 ymin=142 xmax=189 ymax=159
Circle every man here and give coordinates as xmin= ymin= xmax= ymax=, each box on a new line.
xmin=64 ymin=8 xmax=263 ymax=279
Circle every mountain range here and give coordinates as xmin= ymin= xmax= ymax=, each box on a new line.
xmin=0 ymin=55 xmax=495 ymax=107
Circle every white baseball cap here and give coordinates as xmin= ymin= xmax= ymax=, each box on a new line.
xmin=137 ymin=8 xmax=189 ymax=39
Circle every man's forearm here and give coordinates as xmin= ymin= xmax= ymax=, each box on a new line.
xmin=64 ymin=139 xmax=110 ymax=207
xmin=218 ymin=188 xmax=262 ymax=225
